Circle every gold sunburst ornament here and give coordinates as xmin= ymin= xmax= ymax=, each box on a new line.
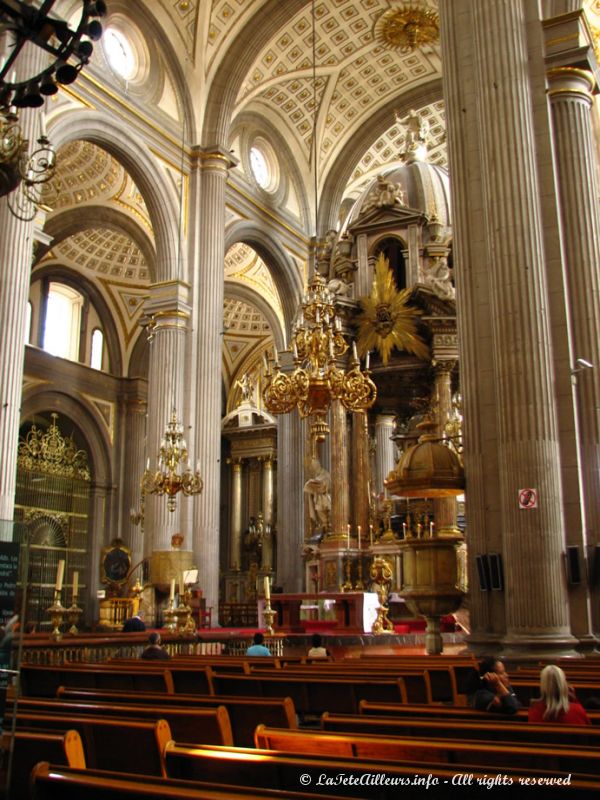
xmin=374 ymin=4 xmax=440 ymax=53
xmin=357 ymin=253 xmax=429 ymax=365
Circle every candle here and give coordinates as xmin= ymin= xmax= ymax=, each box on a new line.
xmin=402 ymin=522 xmax=407 ymax=537
xmin=365 ymin=351 xmax=370 ymax=370
xmin=352 ymin=341 xmax=358 ymax=361
xmin=72 ymin=571 xmax=78 ymax=600
xmin=430 ymin=521 xmax=435 ymax=536
xmin=39 ymin=111 xmax=46 ymax=138
xmin=264 ymin=576 xmax=270 ymax=601
xmin=347 ymin=523 xmax=351 ymax=550
xmin=55 ymin=559 xmax=65 ymax=592
xmin=169 ymin=578 xmax=175 ymax=602
xmin=357 ymin=525 xmax=361 ymax=549
xmin=369 ymin=524 xmax=374 ymax=546
xmin=180 ymin=573 xmax=185 ymax=598
xmin=146 ymin=457 xmax=150 ymax=470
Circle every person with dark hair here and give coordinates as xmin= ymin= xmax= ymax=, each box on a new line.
xmin=140 ymin=631 xmax=170 ymax=660
xmin=122 ymin=612 xmax=146 ymax=632
xmin=528 ymin=665 xmax=590 ymax=725
xmin=307 ymin=633 xmax=329 ymax=658
xmin=245 ymin=631 xmax=271 ymax=656
xmin=470 ymin=656 xmax=522 ymax=714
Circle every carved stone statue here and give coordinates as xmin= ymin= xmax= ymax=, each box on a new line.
xmin=423 ymin=255 xmax=455 ymax=301
xmin=362 ymin=174 xmax=406 ymax=215
xmin=234 ymin=372 xmax=254 ymax=405
xmin=303 ymin=456 xmax=331 ymax=535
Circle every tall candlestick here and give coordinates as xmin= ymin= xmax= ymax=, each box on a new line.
xmin=264 ymin=576 xmax=270 ymax=601
xmin=347 ymin=523 xmax=351 ymax=550
xmin=55 ymin=559 xmax=65 ymax=592
xmin=357 ymin=525 xmax=361 ymax=549
xmin=72 ymin=571 xmax=78 ymax=600
xmin=369 ymin=524 xmax=374 ymax=546
xmin=169 ymin=578 xmax=175 ymax=602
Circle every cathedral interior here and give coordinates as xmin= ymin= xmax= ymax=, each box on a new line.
xmin=1 ymin=0 xmax=600 ymax=660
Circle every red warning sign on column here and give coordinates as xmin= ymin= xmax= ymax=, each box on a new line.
xmin=518 ymin=488 xmax=538 ymax=509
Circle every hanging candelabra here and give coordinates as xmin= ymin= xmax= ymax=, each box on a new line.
xmin=262 ymin=272 xmax=377 ymax=440
xmin=141 ymin=409 xmax=203 ymax=512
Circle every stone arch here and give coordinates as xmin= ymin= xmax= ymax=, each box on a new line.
xmin=30 ymin=263 xmax=124 ymax=378
xmin=201 ymin=0 xmax=307 ymax=147
xmin=20 ymin=390 xmax=113 ymax=491
xmin=40 ymin=206 xmax=156 ymax=272
xmin=47 ymin=111 xmax=182 ymax=284
xmin=224 ymin=280 xmax=286 ymax=354
xmin=225 ymin=221 xmax=304 ymax=340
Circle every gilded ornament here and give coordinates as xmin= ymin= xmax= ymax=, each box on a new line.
xmin=374 ymin=4 xmax=440 ymax=53
xmin=357 ymin=253 xmax=429 ymax=365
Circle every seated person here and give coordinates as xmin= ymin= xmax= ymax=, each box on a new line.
xmin=528 ymin=665 xmax=590 ymax=725
xmin=307 ymin=633 xmax=329 ymax=659
xmin=470 ymin=656 xmax=522 ymax=714
xmin=246 ymin=631 xmax=271 ymax=656
xmin=122 ymin=612 xmax=146 ymax=632
xmin=140 ymin=631 xmax=170 ymax=660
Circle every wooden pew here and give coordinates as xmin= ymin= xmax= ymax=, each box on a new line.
xmin=30 ymin=762 xmax=354 ymax=800
xmin=359 ymin=699 xmax=600 ymax=724
xmin=12 ymin=697 xmax=233 ymax=745
xmin=19 ymin=665 xmax=174 ymax=696
xmin=321 ymin=710 xmax=600 ymax=746
xmin=56 ymin=687 xmax=297 ymax=747
xmin=8 ymin=729 xmax=85 ymax=800
xmin=511 ymin=679 xmax=600 ymax=706
xmin=210 ymin=672 xmax=403 ymax=714
xmin=253 ymin=724 xmax=600 ymax=774
xmin=164 ymin=742 xmax=600 ymax=797
xmin=12 ymin=713 xmax=171 ymax=776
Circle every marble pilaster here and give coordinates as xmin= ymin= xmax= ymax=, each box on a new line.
xmin=276 ymin=411 xmax=304 ymax=592
xmin=122 ymin=396 xmax=147 ymax=570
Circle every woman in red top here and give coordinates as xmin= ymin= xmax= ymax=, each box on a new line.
xmin=528 ymin=665 xmax=591 ymax=725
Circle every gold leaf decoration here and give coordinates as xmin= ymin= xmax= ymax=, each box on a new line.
xmin=356 ymin=253 xmax=429 ymax=365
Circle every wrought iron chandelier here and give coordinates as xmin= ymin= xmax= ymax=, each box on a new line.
xmin=263 ymin=272 xmax=377 ymax=440
xmin=0 ymin=107 xmax=57 ymax=218
xmin=141 ymin=409 xmax=203 ymax=513
xmin=1 ymin=1 xmax=106 ymax=215
xmin=0 ymin=1 xmax=107 ymax=109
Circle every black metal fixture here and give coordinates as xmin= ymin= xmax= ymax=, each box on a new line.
xmin=0 ymin=0 xmax=107 ymax=111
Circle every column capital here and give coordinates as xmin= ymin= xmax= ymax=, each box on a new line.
xmin=543 ymin=8 xmax=600 ymax=86
xmin=192 ymin=145 xmax=238 ymax=173
xmin=547 ymin=66 xmax=595 ymax=102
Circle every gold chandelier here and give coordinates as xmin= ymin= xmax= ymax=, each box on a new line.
xmin=262 ymin=272 xmax=377 ymax=440
xmin=141 ymin=409 xmax=203 ymax=512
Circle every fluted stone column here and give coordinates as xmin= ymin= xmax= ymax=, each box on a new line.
xmin=144 ymin=302 xmax=189 ymax=553
xmin=440 ymin=0 xmax=576 ymax=655
xmin=547 ymin=66 xmax=600 ymax=636
xmin=351 ymin=410 xmax=370 ymax=538
xmin=0 ymin=109 xmax=44 ymax=538
xmin=122 ymin=395 xmax=147 ymax=570
xmin=190 ymin=149 xmax=234 ymax=619
xmin=375 ymin=414 xmax=396 ymax=493
xmin=276 ymin=412 xmax=304 ymax=591
xmin=229 ymin=459 xmax=243 ymax=571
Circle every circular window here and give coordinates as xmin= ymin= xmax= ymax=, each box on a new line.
xmin=104 ymin=27 xmax=137 ymax=80
xmin=249 ymin=137 xmax=279 ymax=194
